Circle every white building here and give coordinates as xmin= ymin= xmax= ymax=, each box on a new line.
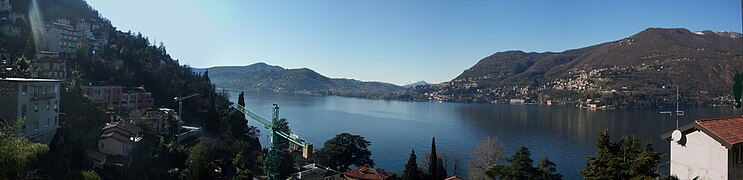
xmin=662 ymin=116 xmax=743 ymax=179
xmin=0 ymin=78 xmax=61 ymax=145
xmin=98 ymin=121 xmax=142 ymax=156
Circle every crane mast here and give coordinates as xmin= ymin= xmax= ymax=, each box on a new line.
xmin=229 ymin=103 xmax=313 ymax=180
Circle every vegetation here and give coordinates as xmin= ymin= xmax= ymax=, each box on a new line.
xmin=80 ymin=170 xmax=101 ymax=180
xmin=0 ymin=120 xmax=49 ymax=179
xmin=426 ymin=137 xmax=448 ymax=180
xmin=316 ymin=133 xmax=374 ymax=172
xmin=186 ymin=144 xmax=211 ymax=180
xmin=402 ymin=150 xmax=423 ymax=180
xmin=580 ymin=129 xmax=662 ymax=179
xmin=468 ymin=136 xmax=503 ymax=180
xmin=485 ymin=147 xmax=562 ymax=180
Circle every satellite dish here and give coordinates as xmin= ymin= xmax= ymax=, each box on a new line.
xmin=671 ymin=130 xmax=682 ymax=142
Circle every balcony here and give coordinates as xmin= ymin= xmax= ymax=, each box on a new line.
xmin=32 ymin=92 xmax=56 ymax=100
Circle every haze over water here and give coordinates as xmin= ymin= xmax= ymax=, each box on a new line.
xmin=230 ymin=91 xmax=742 ymax=178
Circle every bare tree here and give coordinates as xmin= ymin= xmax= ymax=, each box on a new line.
xmin=468 ymin=136 xmax=503 ymax=180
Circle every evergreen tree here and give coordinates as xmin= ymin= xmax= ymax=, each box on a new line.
xmin=486 ymin=147 xmax=562 ymax=180
xmin=238 ymin=91 xmax=245 ymax=107
xmin=427 ymin=137 xmax=447 ymax=180
xmin=580 ymin=129 xmax=662 ymax=179
xmin=536 ymin=157 xmax=562 ymax=180
xmin=316 ymin=133 xmax=374 ymax=172
xmin=402 ymin=149 xmax=422 ymax=180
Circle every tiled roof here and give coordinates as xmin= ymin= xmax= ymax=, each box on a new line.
xmin=85 ymin=149 xmax=106 ymax=162
xmin=343 ymin=167 xmax=396 ymax=180
xmin=696 ymin=116 xmax=743 ymax=146
xmin=102 ymin=121 xmax=141 ymax=136
xmin=445 ymin=176 xmax=465 ymax=180
xmin=662 ymin=116 xmax=743 ymax=148
xmin=100 ymin=131 xmax=130 ymax=143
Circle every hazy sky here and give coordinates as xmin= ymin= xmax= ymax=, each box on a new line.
xmin=85 ymin=0 xmax=741 ymax=84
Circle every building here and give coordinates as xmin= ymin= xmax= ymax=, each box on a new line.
xmin=120 ymin=86 xmax=154 ymax=112
xmin=343 ymin=167 xmax=397 ymax=180
xmin=98 ymin=121 xmax=142 ymax=156
xmin=445 ymin=176 xmax=464 ymax=180
xmin=128 ymin=108 xmax=175 ymax=134
xmin=85 ymin=149 xmax=107 ymax=169
xmin=37 ymin=18 xmax=78 ymax=59
xmin=0 ymin=78 xmax=61 ymax=144
xmin=32 ymin=52 xmax=66 ymax=80
xmin=81 ymin=85 xmax=122 ymax=110
xmin=662 ymin=116 xmax=743 ymax=179
xmin=290 ymin=163 xmax=342 ymax=180
xmin=0 ymin=0 xmax=10 ymax=12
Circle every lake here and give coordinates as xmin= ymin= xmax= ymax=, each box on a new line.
xmin=229 ymin=91 xmax=742 ymax=179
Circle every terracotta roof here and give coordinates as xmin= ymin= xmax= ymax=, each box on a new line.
xmin=85 ymin=149 xmax=106 ymax=162
xmin=102 ymin=121 xmax=141 ymax=136
xmin=100 ymin=131 xmax=130 ymax=143
xmin=662 ymin=116 xmax=743 ymax=148
xmin=697 ymin=116 xmax=743 ymax=146
xmin=343 ymin=167 xmax=396 ymax=180
xmin=445 ymin=176 xmax=464 ymax=180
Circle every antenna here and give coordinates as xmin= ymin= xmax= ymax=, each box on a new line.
xmin=659 ymin=85 xmax=683 ymax=129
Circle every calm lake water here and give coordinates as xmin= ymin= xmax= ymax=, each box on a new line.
xmin=229 ymin=91 xmax=742 ymax=179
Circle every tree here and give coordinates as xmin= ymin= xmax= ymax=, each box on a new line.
xmin=427 ymin=137 xmax=447 ymax=180
xmin=275 ymin=118 xmax=291 ymax=150
xmin=580 ymin=129 xmax=662 ymax=179
xmin=316 ymin=133 xmax=374 ymax=172
xmin=536 ymin=157 xmax=562 ymax=180
xmin=0 ymin=119 xmax=49 ymax=179
xmin=402 ymin=150 xmax=423 ymax=180
xmin=238 ymin=91 xmax=245 ymax=107
xmin=486 ymin=147 xmax=562 ymax=180
xmin=469 ymin=136 xmax=503 ymax=180
xmin=81 ymin=170 xmax=101 ymax=180
xmin=186 ymin=144 xmax=211 ymax=180
xmin=220 ymin=109 xmax=247 ymax=140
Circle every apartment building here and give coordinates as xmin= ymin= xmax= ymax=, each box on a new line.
xmin=0 ymin=78 xmax=61 ymax=145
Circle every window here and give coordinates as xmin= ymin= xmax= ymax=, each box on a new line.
xmin=21 ymin=85 xmax=27 ymax=96
xmin=46 ymin=101 xmax=50 ymax=110
xmin=737 ymin=146 xmax=743 ymax=167
xmin=53 ymin=100 xmax=58 ymax=110
xmin=21 ymin=105 xmax=26 ymax=117
xmin=34 ymin=121 xmax=38 ymax=131
xmin=54 ymin=116 xmax=57 ymax=126
xmin=21 ymin=125 xmax=25 ymax=135
xmin=34 ymin=103 xmax=38 ymax=112
xmin=46 ymin=119 xmax=49 ymax=127
xmin=100 ymin=143 xmax=104 ymax=149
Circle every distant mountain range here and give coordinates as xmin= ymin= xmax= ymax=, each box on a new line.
xmin=201 ymin=28 xmax=743 ymax=107
xmin=204 ymin=63 xmax=404 ymax=98
xmin=399 ymin=80 xmax=429 ymax=88
xmin=405 ymin=28 xmax=743 ymax=107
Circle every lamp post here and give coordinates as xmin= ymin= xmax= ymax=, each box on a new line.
xmin=660 ymin=85 xmax=684 ymax=129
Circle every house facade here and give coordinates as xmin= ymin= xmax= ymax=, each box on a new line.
xmin=98 ymin=121 xmax=142 ymax=156
xmin=0 ymin=78 xmax=61 ymax=144
xmin=662 ymin=116 xmax=743 ymax=180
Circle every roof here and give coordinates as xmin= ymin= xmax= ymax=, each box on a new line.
xmin=102 ymin=121 xmax=141 ymax=136
xmin=85 ymin=149 xmax=106 ymax=162
xmin=0 ymin=78 xmax=61 ymax=82
xmin=662 ymin=116 xmax=743 ymax=148
xmin=100 ymin=131 xmax=130 ymax=143
xmin=343 ymin=167 xmax=396 ymax=180
xmin=445 ymin=176 xmax=465 ymax=180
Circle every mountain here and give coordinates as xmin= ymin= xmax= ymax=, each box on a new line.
xmin=407 ymin=28 xmax=743 ymax=107
xmin=400 ymin=80 xmax=429 ymax=88
xmin=205 ymin=63 xmax=404 ymax=97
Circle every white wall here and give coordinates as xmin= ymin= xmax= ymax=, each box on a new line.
xmin=670 ymin=130 xmax=728 ymax=180
xmin=99 ymin=138 xmax=125 ymax=156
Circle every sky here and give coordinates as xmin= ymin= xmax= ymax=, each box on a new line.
xmin=85 ymin=0 xmax=742 ymax=84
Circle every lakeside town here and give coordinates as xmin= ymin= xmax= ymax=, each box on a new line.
xmin=1 ymin=0 xmax=742 ymax=179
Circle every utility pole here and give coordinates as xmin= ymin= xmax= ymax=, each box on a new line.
xmin=173 ymin=93 xmax=198 ymax=146
xmin=660 ymin=85 xmax=684 ymax=129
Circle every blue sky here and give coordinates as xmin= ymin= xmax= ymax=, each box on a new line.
xmin=85 ymin=0 xmax=741 ymax=84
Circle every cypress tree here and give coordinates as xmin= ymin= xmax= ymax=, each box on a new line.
xmin=428 ymin=137 xmax=447 ymax=180
xmin=238 ymin=91 xmax=245 ymax=106
xmin=402 ymin=150 xmax=422 ymax=180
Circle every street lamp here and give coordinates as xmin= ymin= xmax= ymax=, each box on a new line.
xmin=660 ymin=85 xmax=684 ymax=129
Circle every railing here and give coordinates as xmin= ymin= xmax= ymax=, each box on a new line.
xmin=32 ymin=92 xmax=56 ymax=100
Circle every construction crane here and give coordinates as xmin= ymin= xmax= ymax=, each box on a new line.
xmin=229 ymin=103 xmax=313 ymax=180
xmin=174 ymin=93 xmax=198 ymax=146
